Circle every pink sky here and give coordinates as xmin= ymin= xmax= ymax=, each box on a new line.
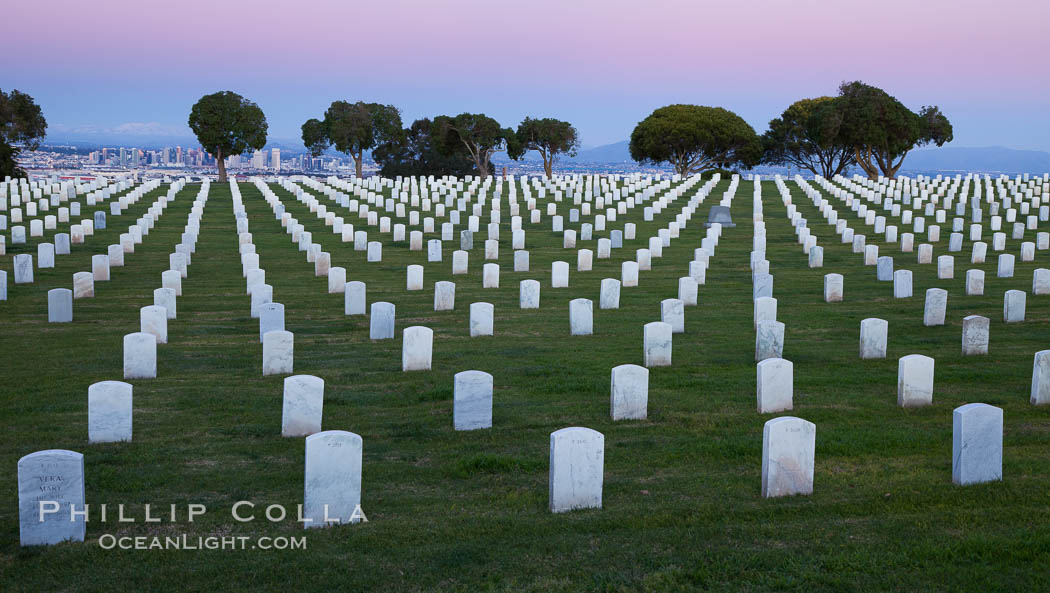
xmin=3 ymin=0 xmax=1049 ymax=148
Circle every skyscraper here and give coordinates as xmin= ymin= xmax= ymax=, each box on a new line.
xmin=271 ymin=148 xmax=280 ymax=171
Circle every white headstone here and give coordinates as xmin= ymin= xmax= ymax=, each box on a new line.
xmin=570 ymin=298 xmax=593 ymax=335
xmin=262 ymin=330 xmax=294 ymax=375
xmin=18 ymin=450 xmax=86 ymax=546
xmin=643 ymin=321 xmax=672 ymax=367
xmin=761 ymin=417 xmax=815 ymax=498
xmin=952 ymin=404 xmax=1002 ymax=486
xmin=282 ymin=375 xmax=324 ymax=437
xmin=345 ymin=281 xmax=366 ymax=315
xmin=123 ymin=332 xmax=157 ymax=379
xmin=549 ymin=427 xmax=604 ymax=513
xmin=303 ymin=430 xmax=363 ymax=528
xmin=897 ymin=354 xmax=934 ymax=407
xmin=460 ymin=300 xmax=493 ymax=337
xmin=1031 ymin=350 xmax=1050 ymax=405
xmin=823 ymin=273 xmax=843 ymax=303
xmin=259 ymin=302 xmax=285 ymax=342
xmin=757 ymin=358 xmax=793 ymax=413
xmin=454 ymin=370 xmax=493 ymax=430
xmin=660 ymin=298 xmax=684 ymax=333
xmin=369 ymin=302 xmax=395 ymax=339
xmin=433 ymin=281 xmax=456 ymax=311
xmin=859 ymin=318 xmax=888 ymax=359
xmin=756 ymin=320 xmax=786 ymax=362
xmin=1003 ymin=290 xmax=1026 ymax=323
xmin=961 ymin=315 xmax=989 ymax=356
xmin=88 ymin=381 xmax=133 ymax=443
xmin=610 ymin=364 xmax=648 ymax=420
xmin=482 ymin=262 xmax=499 ymax=287
xmin=402 ymin=326 xmax=433 ymax=371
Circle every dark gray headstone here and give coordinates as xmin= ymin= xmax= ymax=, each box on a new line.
xmin=704 ymin=206 xmax=735 ymax=228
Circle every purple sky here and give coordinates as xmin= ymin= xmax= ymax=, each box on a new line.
xmin=4 ymin=0 xmax=1049 ymax=149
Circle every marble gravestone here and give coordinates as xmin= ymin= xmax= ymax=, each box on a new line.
xmin=88 ymin=381 xmax=133 ymax=443
xmin=434 ymin=281 xmax=456 ymax=311
xmin=453 ymin=370 xmax=493 ymax=430
xmin=47 ymin=288 xmax=73 ymax=323
xmin=262 ymin=330 xmax=294 ymax=375
xmin=860 ymin=316 xmax=886 ymax=358
xmin=140 ymin=305 xmax=167 ymax=344
xmin=369 ymin=302 xmax=395 ymax=339
xmin=755 ymin=320 xmax=785 ymax=362
xmin=1031 ymin=350 xmax=1050 ymax=405
xmin=610 ymin=364 xmax=648 ymax=420
xmin=123 ymin=332 xmax=157 ymax=379
xmin=469 ymin=302 xmax=494 ymax=336
xmin=570 ymin=298 xmax=593 ymax=335
xmin=761 ymin=416 xmax=815 ymax=498
xmin=961 ymin=315 xmax=989 ymax=356
xmin=519 ymin=279 xmax=540 ymax=309
xmin=18 ymin=450 xmax=86 ymax=546
xmin=303 ymin=431 xmax=364 ymax=528
xmin=757 ymin=357 xmax=793 ymax=413
xmin=402 ymin=326 xmax=433 ymax=371
xmin=345 ymin=282 xmax=366 ymax=315
xmin=952 ymin=404 xmax=1003 ymax=486
xmin=259 ymin=303 xmax=285 ymax=342
xmin=282 ymin=375 xmax=324 ymax=437
xmin=923 ymin=289 xmax=947 ymax=326
xmin=549 ymin=427 xmax=604 ymax=513
xmin=660 ymin=298 xmax=685 ymax=334
xmin=600 ymin=278 xmax=621 ymax=309
xmin=823 ymin=273 xmax=843 ymax=303
xmin=643 ymin=321 xmax=672 ymax=367
xmin=897 ymin=354 xmax=934 ymax=407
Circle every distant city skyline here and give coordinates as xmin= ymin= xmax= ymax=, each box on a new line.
xmin=4 ymin=0 xmax=1049 ymax=151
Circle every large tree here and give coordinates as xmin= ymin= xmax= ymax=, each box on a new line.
xmin=0 ymin=89 xmax=47 ymax=179
xmin=188 ymin=91 xmax=267 ymax=182
xmin=762 ymin=97 xmax=856 ymax=178
xmin=836 ymin=81 xmax=953 ymax=179
xmin=432 ymin=113 xmax=518 ymax=180
xmin=372 ymin=118 xmax=478 ymax=178
xmin=511 ymin=117 xmax=579 ymax=178
xmin=302 ymin=101 xmax=401 ymax=178
xmin=629 ymin=104 xmax=761 ymax=176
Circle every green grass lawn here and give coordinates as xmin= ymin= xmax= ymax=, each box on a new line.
xmin=1 ymin=176 xmax=1048 ymax=592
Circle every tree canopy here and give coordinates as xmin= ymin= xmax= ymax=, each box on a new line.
xmin=511 ymin=117 xmax=579 ymax=178
xmin=836 ymin=81 xmax=953 ymax=179
xmin=187 ymin=91 xmax=267 ymax=182
xmin=629 ymin=105 xmax=761 ymax=177
xmin=372 ymin=118 xmax=478 ymax=178
xmin=0 ymin=89 xmax=47 ymax=179
xmin=762 ymin=96 xmax=856 ymax=178
xmin=300 ymin=118 xmax=329 ymax=157
xmin=301 ymin=101 xmax=401 ymax=178
xmin=433 ymin=113 xmax=518 ymax=180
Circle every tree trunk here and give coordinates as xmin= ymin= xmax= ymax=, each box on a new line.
xmin=854 ymin=147 xmax=879 ymax=180
xmin=476 ymin=154 xmax=489 ymax=181
xmin=354 ymin=150 xmax=363 ymax=179
xmin=216 ymin=149 xmax=227 ymax=183
xmin=543 ymin=154 xmax=552 ymax=179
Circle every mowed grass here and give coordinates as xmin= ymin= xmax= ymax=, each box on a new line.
xmin=0 ymin=176 xmax=1048 ymax=592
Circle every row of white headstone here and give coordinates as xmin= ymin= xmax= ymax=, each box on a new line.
xmin=122 ymin=183 xmax=208 ymax=379
xmin=20 ymin=393 xmax=1018 ymax=546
